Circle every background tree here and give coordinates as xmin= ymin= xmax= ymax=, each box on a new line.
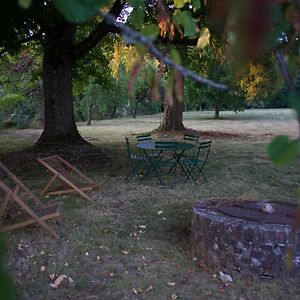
xmin=0 ymin=50 xmax=43 ymax=128
xmin=0 ymin=0 xmax=124 ymax=145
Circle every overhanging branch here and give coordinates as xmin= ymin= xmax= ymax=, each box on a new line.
xmin=0 ymin=31 xmax=41 ymax=58
xmin=73 ymin=0 xmax=124 ymax=60
xmin=99 ymin=11 xmax=229 ymax=91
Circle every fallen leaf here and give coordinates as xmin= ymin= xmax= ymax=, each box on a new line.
xmin=96 ymin=256 xmax=100 ymax=261
xmin=133 ymin=288 xmax=138 ymax=294
xmin=67 ymin=277 xmax=74 ymax=284
xmin=122 ymin=250 xmax=129 ymax=255
xmin=167 ymin=281 xmax=176 ymax=286
xmin=49 ymin=273 xmax=56 ymax=280
xmin=40 ymin=266 xmax=46 ymax=272
xmin=171 ymin=293 xmax=178 ymax=299
xmin=139 ymin=225 xmax=146 ymax=229
xmin=219 ymin=271 xmax=233 ymax=286
xmin=197 ymin=260 xmax=207 ymax=268
xmin=157 ymin=211 xmax=163 ymax=215
xmin=146 ymin=285 xmax=153 ymax=292
xmin=49 ymin=274 xmax=67 ymax=289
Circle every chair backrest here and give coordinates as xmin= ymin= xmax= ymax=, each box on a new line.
xmin=125 ymin=137 xmax=132 ymax=159
xmin=41 ymin=155 xmax=70 ymax=177
xmin=0 ymin=161 xmax=44 ymax=207
xmin=195 ymin=140 xmax=212 ymax=164
xmin=136 ymin=133 xmax=152 ymax=142
xmin=183 ymin=134 xmax=199 ymax=144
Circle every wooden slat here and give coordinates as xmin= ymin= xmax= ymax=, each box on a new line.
xmin=38 ymin=155 xmax=97 ymax=200
xmin=0 ymin=162 xmax=45 ymax=208
xmin=0 ymin=212 xmax=60 ymax=233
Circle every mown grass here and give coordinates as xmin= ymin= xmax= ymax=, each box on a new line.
xmin=1 ymin=109 xmax=300 ymax=300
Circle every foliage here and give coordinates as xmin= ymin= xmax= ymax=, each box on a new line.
xmin=0 ymin=50 xmax=43 ymax=128
xmin=0 ymin=94 xmax=24 ymax=111
xmin=0 ymin=235 xmax=13 ymax=300
xmin=267 ymin=135 xmax=299 ymax=166
xmin=186 ymin=42 xmax=245 ymax=117
xmin=267 ymin=87 xmax=290 ymax=109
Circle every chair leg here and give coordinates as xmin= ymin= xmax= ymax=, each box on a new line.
xmin=126 ymin=161 xmax=143 ymax=182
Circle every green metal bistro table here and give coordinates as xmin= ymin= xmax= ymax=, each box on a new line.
xmin=137 ymin=141 xmax=195 ymax=185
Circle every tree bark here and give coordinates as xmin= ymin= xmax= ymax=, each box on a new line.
xmin=87 ymin=104 xmax=94 ymax=126
xmin=214 ymin=98 xmax=222 ymax=119
xmin=37 ymin=22 xmax=87 ymax=145
xmin=161 ymin=74 xmax=185 ymax=131
xmin=36 ymin=1 xmax=125 ymax=145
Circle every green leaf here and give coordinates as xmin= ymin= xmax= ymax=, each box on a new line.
xmin=192 ymin=0 xmax=201 ymax=11
xmin=173 ymin=10 xmax=198 ymax=37
xmin=54 ymin=0 xmax=109 ymax=23
xmin=170 ymin=48 xmax=181 ymax=65
xmin=267 ymin=135 xmax=300 ymax=166
xmin=174 ymin=0 xmax=186 ymax=9
xmin=130 ymin=10 xmax=145 ymax=29
xmin=297 ymin=187 xmax=300 ymax=198
xmin=127 ymin=0 xmax=145 ymax=9
xmin=196 ymin=27 xmax=210 ymax=49
xmin=0 ymin=235 xmax=14 ymax=300
xmin=141 ymin=24 xmax=159 ymax=39
xmin=18 ymin=0 xmax=32 ymax=9
xmin=288 ymin=92 xmax=300 ymax=119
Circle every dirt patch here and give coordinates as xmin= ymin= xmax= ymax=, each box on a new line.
xmin=0 ymin=145 xmax=112 ymax=179
xmin=153 ymin=128 xmax=245 ymax=139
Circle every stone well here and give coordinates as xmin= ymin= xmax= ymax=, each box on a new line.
xmin=191 ymin=200 xmax=300 ymax=277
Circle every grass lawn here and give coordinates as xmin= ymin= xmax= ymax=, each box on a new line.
xmin=1 ymin=109 xmax=300 ymax=299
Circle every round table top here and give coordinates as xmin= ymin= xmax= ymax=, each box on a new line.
xmin=137 ymin=141 xmax=195 ymax=151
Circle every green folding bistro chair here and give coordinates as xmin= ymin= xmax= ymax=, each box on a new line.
xmin=183 ymin=133 xmax=199 ymax=144
xmin=136 ymin=133 xmax=152 ymax=143
xmin=183 ymin=133 xmax=199 ymax=158
xmin=153 ymin=141 xmax=182 ymax=180
xmin=182 ymin=140 xmax=212 ymax=184
xmin=125 ymin=137 xmax=154 ymax=182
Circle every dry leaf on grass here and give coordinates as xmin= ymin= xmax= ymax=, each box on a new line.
xmin=40 ymin=266 xmax=46 ymax=272
xmin=146 ymin=285 xmax=153 ymax=292
xmin=167 ymin=281 xmax=176 ymax=286
xmin=171 ymin=293 xmax=178 ymax=299
xmin=121 ymin=250 xmax=129 ymax=255
xmin=49 ymin=274 xmax=67 ymax=289
xmin=219 ymin=271 xmax=233 ymax=286
xmin=133 ymin=287 xmax=142 ymax=294
xmin=67 ymin=277 xmax=74 ymax=284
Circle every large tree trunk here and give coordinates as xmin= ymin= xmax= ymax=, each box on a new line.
xmin=161 ymin=73 xmax=185 ymax=131
xmin=37 ymin=22 xmax=87 ymax=145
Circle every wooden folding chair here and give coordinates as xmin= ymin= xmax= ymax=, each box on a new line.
xmin=0 ymin=162 xmax=62 ymax=239
xmin=37 ymin=155 xmax=98 ymax=200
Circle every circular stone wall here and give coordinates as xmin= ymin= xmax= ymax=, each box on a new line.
xmin=191 ymin=200 xmax=300 ymax=277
